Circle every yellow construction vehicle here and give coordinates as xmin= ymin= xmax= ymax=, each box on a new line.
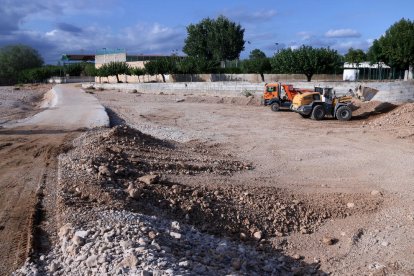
xmin=290 ymin=87 xmax=353 ymax=121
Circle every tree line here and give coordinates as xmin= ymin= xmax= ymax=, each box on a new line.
xmin=1 ymin=17 xmax=413 ymax=85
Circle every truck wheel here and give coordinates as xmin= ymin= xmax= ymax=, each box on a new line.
xmin=270 ymin=103 xmax=280 ymax=112
xmin=336 ymin=106 xmax=352 ymax=121
xmin=311 ymin=105 xmax=325 ymax=120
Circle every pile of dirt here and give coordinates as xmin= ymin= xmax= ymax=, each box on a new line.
xmin=59 ymin=125 xmax=383 ymax=244
xmin=370 ymin=103 xmax=414 ymax=128
xmin=0 ymin=84 xmax=51 ymax=124
xmin=351 ymin=99 xmax=397 ymax=119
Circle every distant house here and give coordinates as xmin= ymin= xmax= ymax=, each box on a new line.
xmin=94 ymin=49 xmax=175 ymax=69
xmin=343 ymin=62 xmax=391 ymax=81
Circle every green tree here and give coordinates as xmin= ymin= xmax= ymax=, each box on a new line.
xmin=64 ymin=63 xmax=83 ymax=76
xmin=104 ymin=61 xmax=130 ymax=83
xmin=144 ymin=58 xmax=177 ymax=82
xmin=243 ymin=49 xmax=271 ymax=81
xmin=130 ymin=67 xmax=146 ymax=82
xmin=183 ymin=15 xmax=245 ymax=62
xmin=367 ymin=39 xmax=386 ymax=65
xmin=344 ymin=48 xmax=367 ymax=66
xmin=97 ymin=64 xmax=110 ymax=83
xmin=83 ymin=63 xmax=97 ymax=76
xmin=0 ymin=44 xmax=43 ymax=84
xmin=367 ymin=18 xmax=414 ymax=70
xmin=271 ymin=46 xmax=343 ymax=81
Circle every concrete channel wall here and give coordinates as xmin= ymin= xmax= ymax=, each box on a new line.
xmin=84 ymin=80 xmax=414 ymax=103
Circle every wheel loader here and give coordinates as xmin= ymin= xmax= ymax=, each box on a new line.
xmin=290 ymin=87 xmax=353 ymax=121
xmin=262 ymin=83 xmax=312 ymax=112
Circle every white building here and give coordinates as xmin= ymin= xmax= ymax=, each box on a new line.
xmin=343 ymin=62 xmax=390 ymax=81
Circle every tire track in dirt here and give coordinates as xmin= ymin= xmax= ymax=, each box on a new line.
xmin=0 ymin=127 xmax=79 ymax=275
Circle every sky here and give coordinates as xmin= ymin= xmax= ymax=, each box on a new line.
xmin=0 ymin=0 xmax=413 ymax=64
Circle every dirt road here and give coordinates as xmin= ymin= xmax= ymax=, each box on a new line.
xmin=93 ymin=91 xmax=414 ymax=274
xmin=0 ymin=85 xmax=108 ymax=275
xmin=0 ymin=128 xmax=78 ymax=275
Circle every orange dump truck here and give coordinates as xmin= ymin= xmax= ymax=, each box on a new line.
xmin=263 ymin=83 xmax=312 ymax=112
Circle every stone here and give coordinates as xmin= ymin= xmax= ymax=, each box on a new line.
xmin=170 ymin=231 xmax=181 ymax=239
xmin=179 ymin=260 xmax=189 ymax=267
xmin=120 ymin=240 xmax=134 ymax=250
xmin=49 ymin=262 xmax=59 ymax=273
xmin=74 ymin=230 xmax=88 ymax=238
xmin=58 ymin=223 xmax=73 ymax=238
xmin=129 ymin=188 xmax=141 ymax=199
xmin=148 ymin=231 xmax=157 ymax=239
xmin=231 ymin=258 xmax=241 ymax=270
xmin=171 ymin=221 xmax=180 ymax=230
xmin=98 ymin=165 xmax=111 ymax=176
xmin=292 ymin=253 xmax=301 ymax=260
xmin=371 ymin=190 xmax=381 ymax=196
xmin=253 ymin=231 xmax=262 ymax=241
xmin=85 ymin=255 xmax=98 ymax=267
xmin=121 ymin=253 xmax=138 ymax=268
xmin=381 ymin=241 xmax=389 ymax=247
xmin=322 ymin=236 xmax=336 ymax=245
xmin=347 ymin=202 xmax=355 ymax=208
xmin=176 ymin=99 xmax=185 ymax=103
xmin=138 ymin=174 xmax=160 ymax=185
xmin=72 ymin=235 xmax=85 ymax=246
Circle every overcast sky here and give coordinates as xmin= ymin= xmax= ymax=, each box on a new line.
xmin=0 ymin=0 xmax=412 ymax=64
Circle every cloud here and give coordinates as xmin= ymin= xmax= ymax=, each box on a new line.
xmin=0 ymin=22 xmax=186 ymax=63
xmin=0 ymin=0 xmax=185 ymax=63
xmin=57 ymin=23 xmax=83 ymax=33
xmin=297 ymin=31 xmax=312 ymax=40
xmin=220 ymin=8 xmax=277 ymax=23
xmin=325 ymin=29 xmax=361 ymax=38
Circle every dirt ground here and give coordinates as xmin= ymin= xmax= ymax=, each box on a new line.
xmin=92 ymin=90 xmax=414 ymax=275
xmin=1 ymin=85 xmax=413 ymax=275
xmin=0 ymin=86 xmax=78 ymax=275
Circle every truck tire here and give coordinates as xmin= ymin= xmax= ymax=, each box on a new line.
xmin=311 ymin=105 xmax=325 ymax=120
xmin=270 ymin=102 xmax=280 ymax=112
xmin=336 ymin=106 xmax=352 ymax=121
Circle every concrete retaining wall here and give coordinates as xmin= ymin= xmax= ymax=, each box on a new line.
xmin=84 ymin=80 xmax=414 ymax=103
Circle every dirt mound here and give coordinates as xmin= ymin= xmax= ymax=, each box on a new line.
xmin=370 ymin=103 xmax=414 ymax=127
xmin=60 ymin=125 xmax=383 ymax=245
xmin=351 ymin=99 xmax=397 ymax=119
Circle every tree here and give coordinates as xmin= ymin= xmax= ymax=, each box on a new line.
xmin=18 ymin=66 xmax=61 ymax=83
xmin=97 ymin=64 xmax=110 ymax=83
xmin=243 ymin=49 xmax=271 ymax=82
xmin=367 ymin=39 xmax=386 ymax=64
xmin=130 ymin=67 xmax=146 ymax=83
xmin=367 ymin=18 xmax=414 ymax=70
xmin=183 ymin=15 xmax=245 ymax=62
xmin=104 ymin=61 xmax=130 ymax=83
xmin=82 ymin=63 xmax=97 ymax=76
xmin=144 ymin=58 xmax=177 ymax=82
xmin=344 ymin=48 xmax=367 ymax=66
xmin=0 ymin=44 xmax=43 ymax=84
xmin=271 ymin=46 xmax=343 ymax=81
xmin=64 ymin=63 xmax=83 ymax=76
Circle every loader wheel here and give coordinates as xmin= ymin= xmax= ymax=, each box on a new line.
xmin=311 ymin=105 xmax=325 ymax=120
xmin=336 ymin=106 xmax=352 ymax=121
xmin=270 ymin=103 xmax=280 ymax=112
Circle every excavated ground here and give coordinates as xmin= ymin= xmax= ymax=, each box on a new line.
xmin=4 ymin=86 xmax=414 ymax=275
